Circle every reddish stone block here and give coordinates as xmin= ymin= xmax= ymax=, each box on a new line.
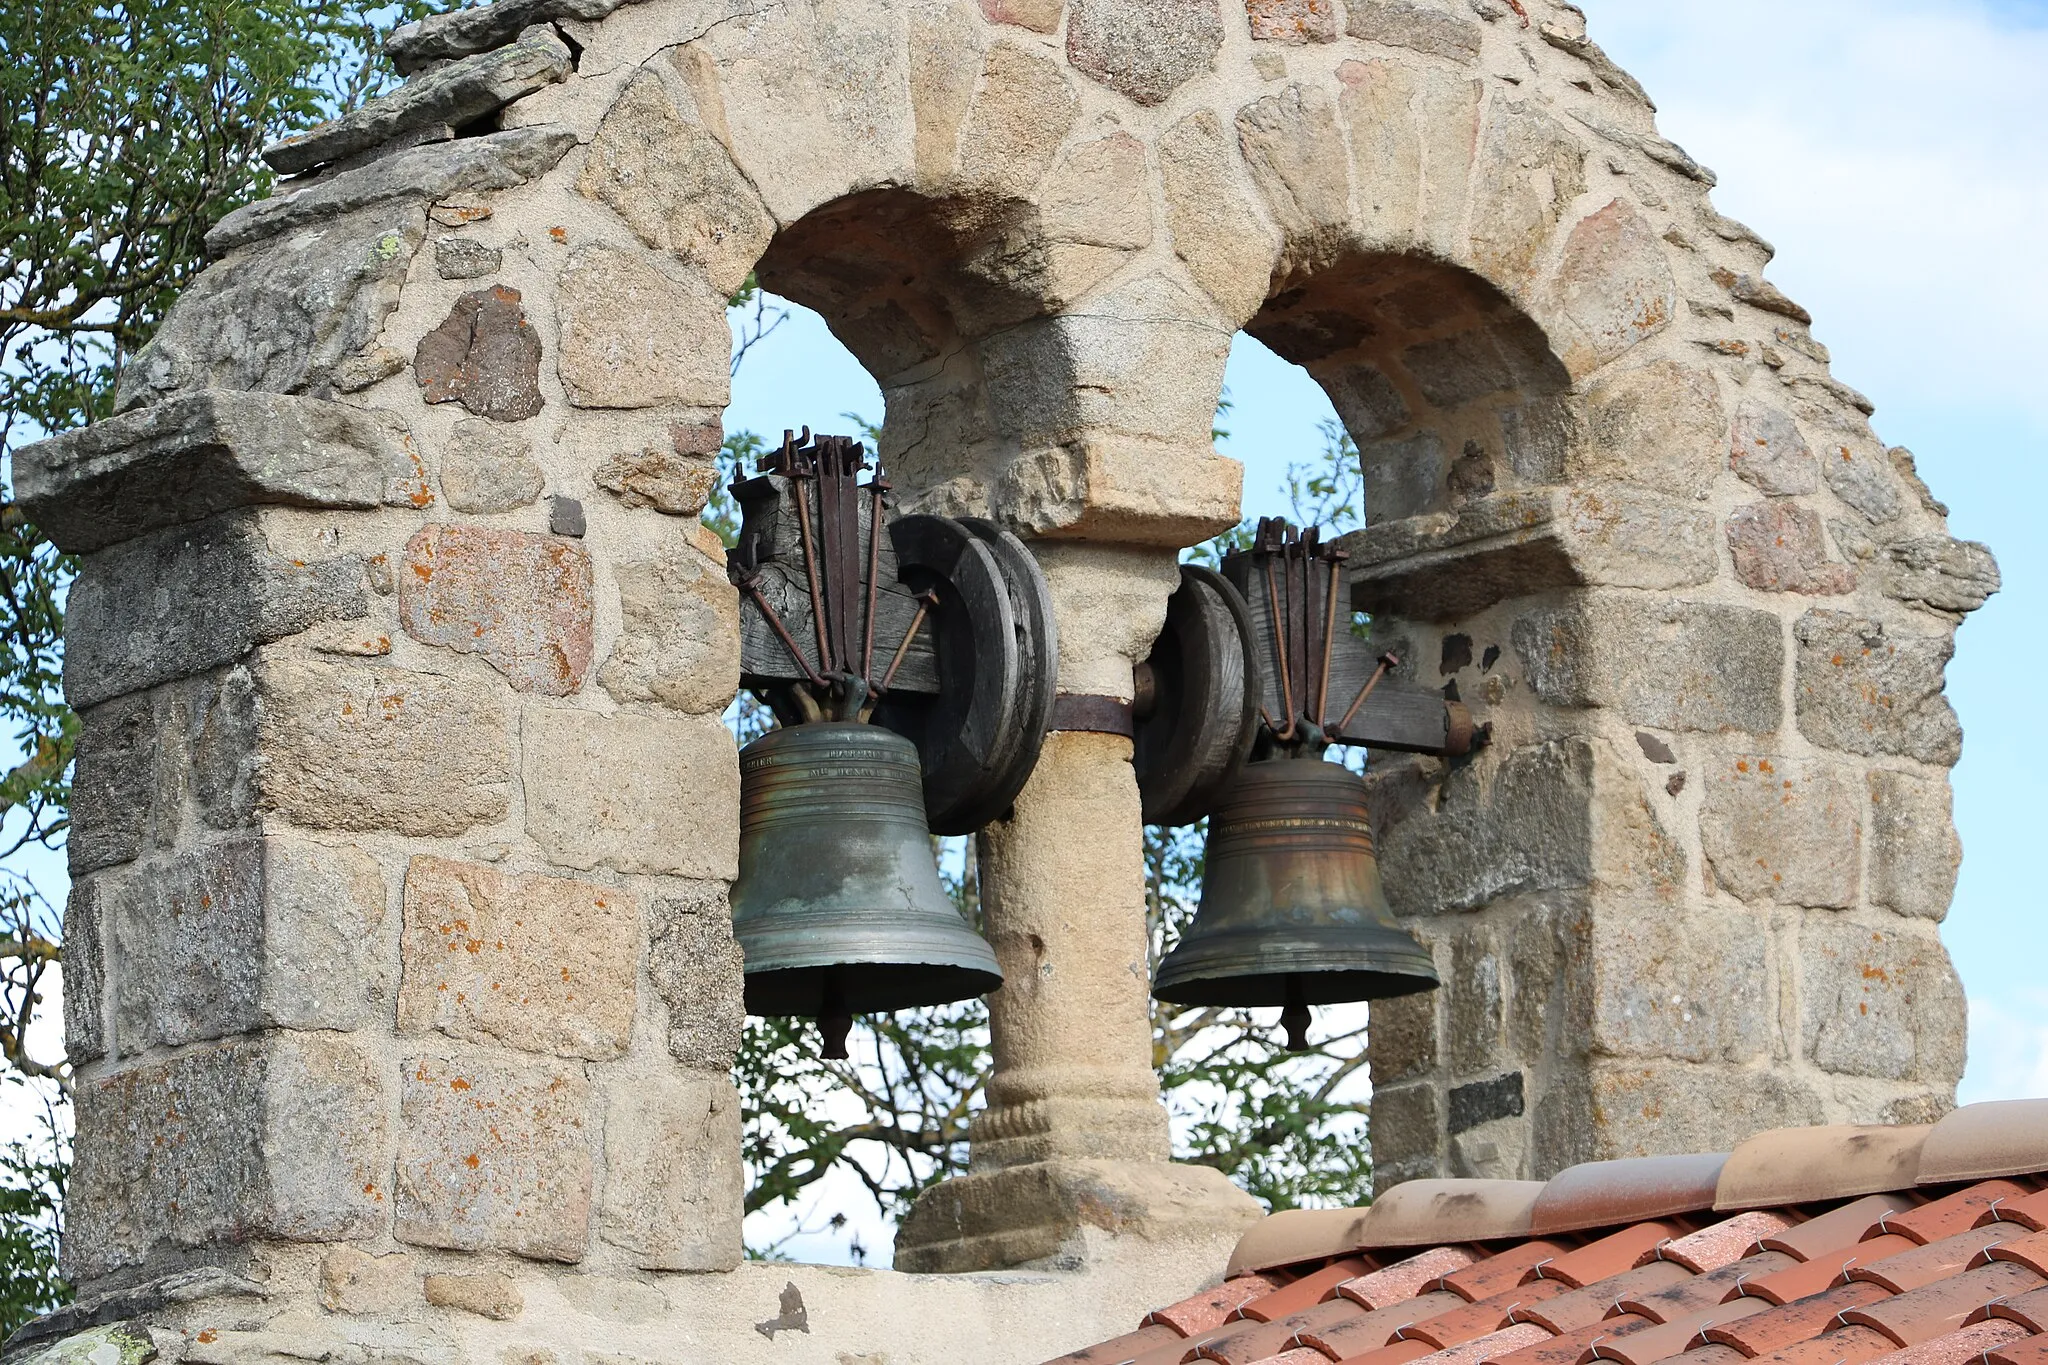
xmin=414 ymin=285 xmax=543 ymax=423
xmin=398 ymin=524 xmax=595 ymax=695
xmin=1247 ymin=0 xmax=1337 ymax=42
xmin=1727 ymin=501 xmax=1856 ymax=595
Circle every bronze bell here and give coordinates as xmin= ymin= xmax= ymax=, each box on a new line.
xmin=1152 ymin=756 xmax=1438 ymax=1049
xmin=731 ymin=721 xmax=1002 ymax=1059
xmin=1145 ymin=520 xmax=1459 ymax=1050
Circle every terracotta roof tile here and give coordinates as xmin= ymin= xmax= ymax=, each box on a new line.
xmin=1988 ymin=1193 xmax=2048 ymax=1234
xmin=1990 ymin=1334 xmax=2048 ymax=1365
xmin=1535 ymin=1224 xmax=1692 ymax=1289
xmin=1918 ymin=1103 xmax=2048 ymax=1185
xmin=1987 ymin=1235 xmax=2048 ymax=1282
xmin=1874 ymin=1183 xmax=2037 ymax=1246
xmin=1151 ymin=1279 xmax=1289 ymax=1336
xmin=1310 ymin=1294 xmax=1468 ymax=1359
xmin=1333 ymin=1338 xmax=1439 ymax=1365
xmin=1240 ymin=1261 xmax=1377 ymax=1322
xmin=1232 ymin=1211 xmax=1380 ymax=1277
xmin=1439 ymin=1244 xmax=1577 ymax=1302
xmin=1660 ymin=1346 xmax=1748 ymax=1365
xmin=1490 ymin=1315 xmax=1656 ymax=1365
xmin=1622 ymin=1255 xmax=1797 ymax=1322
xmin=1532 ymin=1157 xmax=1731 ymax=1238
xmin=1072 ymin=1105 xmax=2048 ymax=1365
xmin=1257 ymin=1350 xmax=1330 ymax=1365
xmin=1718 ymin=1127 xmax=1934 ymax=1212
xmin=1980 ymin=1285 xmax=2048 ymax=1335
xmin=1764 ymin=1197 xmax=1922 ymax=1262
xmin=1047 ymin=1324 xmax=1184 ymax=1365
xmin=1398 ymin=1282 xmax=1568 ymax=1349
xmin=1865 ymin=1319 xmax=2033 ymax=1365
xmin=1343 ymin=1250 xmax=1487 ymax=1311
xmin=1703 ymin=1281 xmax=1892 ymax=1355
xmin=1847 ymin=1226 xmax=2020 ymax=1293
xmin=1588 ymin=1299 xmax=1771 ymax=1365
xmin=1741 ymin=1325 xmax=1896 ymax=1365
xmin=1649 ymin=1214 xmax=1802 ymax=1274
xmin=1739 ymin=1237 xmax=1917 ymax=1305
xmin=1842 ymin=1264 xmax=2047 ymax=1347
xmin=1512 ymin=1264 xmax=1694 ymax=1334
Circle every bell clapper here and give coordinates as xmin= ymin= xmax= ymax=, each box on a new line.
xmin=1281 ymin=975 xmax=1312 ymax=1052
xmin=819 ymin=969 xmax=853 ymax=1061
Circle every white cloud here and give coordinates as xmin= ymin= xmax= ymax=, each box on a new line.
xmin=1961 ymin=993 xmax=2048 ymax=1103
xmin=1586 ymin=0 xmax=2048 ymax=421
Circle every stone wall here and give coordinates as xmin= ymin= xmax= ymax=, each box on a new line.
xmin=14 ymin=0 xmax=1992 ymax=1356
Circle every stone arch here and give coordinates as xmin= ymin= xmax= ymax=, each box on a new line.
xmin=27 ymin=0 xmax=1997 ymax=1330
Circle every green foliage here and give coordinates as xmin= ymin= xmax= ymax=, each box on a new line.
xmin=0 ymin=1088 xmax=67 ymax=1336
xmin=0 ymin=0 xmax=454 ymax=1328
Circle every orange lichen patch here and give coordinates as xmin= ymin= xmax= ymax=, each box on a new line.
xmin=397 ymin=525 xmax=595 ymax=696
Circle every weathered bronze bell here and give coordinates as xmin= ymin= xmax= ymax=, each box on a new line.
xmin=1153 ymin=756 xmax=1439 ymax=1050
xmin=731 ymin=721 xmax=1003 ymax=1058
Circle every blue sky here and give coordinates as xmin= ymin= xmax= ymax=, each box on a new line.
xmin=726 ymin=0 xmax=2048 ymax=1106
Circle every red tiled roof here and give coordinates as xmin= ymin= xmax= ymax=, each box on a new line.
xmin=1042 ymin=1100 xmax=2048 ymax=1365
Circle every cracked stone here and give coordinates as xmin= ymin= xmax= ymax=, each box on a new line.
xmin=415 ymin=285 xmax=544 ymax=422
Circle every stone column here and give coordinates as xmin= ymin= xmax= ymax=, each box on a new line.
xmin=897 ymin=304 xmax=1261 ymax=1277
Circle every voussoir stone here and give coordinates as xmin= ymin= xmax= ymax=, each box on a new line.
xmin=522 ymin=706 xmax=739 ymax=878
xmin=395 ymin=1051 xmax=594 ymax=1262
xmin=440 ymin=419 xmax=545 ymax=513
xmin=1579 ymin=359 xmax=1726 ymax=499
xmin=958 ymin=42 xmax=1081 ymax=199
xmin=64 ymin=511 xmax=367 ymax=710
xmin=398 ymin=856 xmax=636 ymax=1060
xmin=1881 ymin=536 xmax=2000 ymax=614
xmin=265 ymin=26 xmax=570 ymax=175
xmin=1793 ymin=609 xmax=1962 ymax=766
xmin=1549 ymin=199 xmax=1677 ymax=375
xmin=14 ymin=390 xmax=424 ymax=555
xmin=204 ymin=127 xmax=577 ymax=257
xmin=1730 ymin=399 xmax=1820 ymax=496
xmin=578 ymin=68 xmax=776 ymax=297
xmin=1157 ymin=110 xmax=1281 ymax=322
xmin=598 ymin=1074 xmax=744 ymax=1271
xmin=556 ymin=246 xmax=728 ymax=410
xmin=1726 ymin=500 xmax=1856 ymax=595
xmin=1346 ymin=0 xmax=1483 ymax=63
xmin=1336 ymin=59 xmax=1422 ymax=243
xmin=398 ymin=524 xmax=595 ymax=695
xmin=66 ymin=1035 xmax=389 ymax=1280
xmin=1066 ymin=0 xmax=1223 ymax=107
xmin=1801 ymin=918 xmax=1964 ymax=1085
xmin=415 ymin=284 xmax=545 ymax=422
xmin=119 ymin=205 xmax=426 ymax=412
xmin=1698 ymin=755 xmax=1862 ymax=908
xmin=1236 ymin=84 xmax=1353 ymax=261
xmin=254 ymin=654 xmax=512 ymax=836
xmin=100 ymin=836 xmax=387 ymax=1054
xmin=599 ymin=542 xmax=740 ymax=715
xmin=1469 ymin=102 xmax=1587 ymax=285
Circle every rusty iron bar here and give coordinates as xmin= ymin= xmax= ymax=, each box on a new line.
xmin=1337 ymin=651 xmax=1401 ymax=736
xmin=788 ymin=442 xmax=833 ymax=677
xmin=877 ymin=590 xmax=940 ymax=695
xmin=740 ymin=576 xmax=827 ymax=689
xmin=1261 ymin=529 xmax=1297 ymax=742
xmin=862 ymin=473 xmax=888 ymax=685
xmin=1315 ymin=552 xmax=1343 ymax=729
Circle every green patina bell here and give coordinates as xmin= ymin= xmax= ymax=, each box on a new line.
xmin=1152 ymin=756 xmax=1440 ymax=1050
xmin=731 ymin=721 xmax=1002 ymax=1059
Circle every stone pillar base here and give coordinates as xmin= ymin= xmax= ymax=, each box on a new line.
xmin=893 ymin=1160 xmax=1263 ymax=1275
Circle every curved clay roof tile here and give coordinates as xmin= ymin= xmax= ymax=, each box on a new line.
xmin=1916 ymin=1101 xmax=2048 ymax=1185
xmin=1715 ymin=1124 xmax=1934 ymax=1211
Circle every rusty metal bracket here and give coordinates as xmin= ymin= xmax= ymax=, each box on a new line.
xmin=1048 ymin=693 xmax=1135 ymax=737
